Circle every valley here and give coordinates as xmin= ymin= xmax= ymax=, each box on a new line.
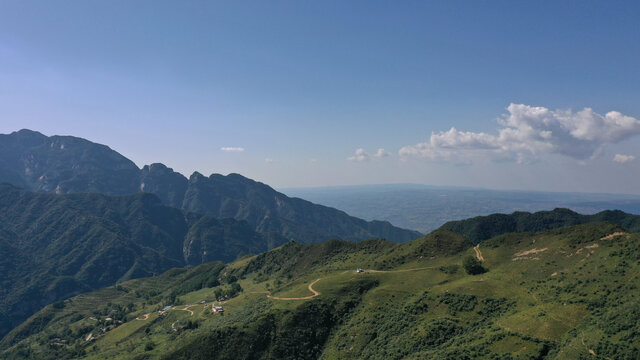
xmin=284 ymin=185 xmax=640 ymax=233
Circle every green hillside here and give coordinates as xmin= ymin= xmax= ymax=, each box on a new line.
xmin=0 ymin=183 xmax=287 ymax=339
xmin=440 ymin=208 xmax=640 ymax=244
xmin=3 ymin=221 xmax=639 ymax=359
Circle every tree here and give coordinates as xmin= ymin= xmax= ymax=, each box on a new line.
xmin=463 ymin=256 xmax=486 ymax=275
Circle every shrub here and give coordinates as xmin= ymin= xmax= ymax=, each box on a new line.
xmin=144 ymin=341 xmax=155 ymax=351
xmin=463 ymin=256 xmax=486 ymax=275
xmin=439 ymin=293 xmax=477 ymax=314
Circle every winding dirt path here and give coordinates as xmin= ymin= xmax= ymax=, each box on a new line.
xmin=174 ymin=305 xmax=195 ymax=316
xmin=600 ymin=232 xmax=627 ymax=241
xmin=267 ymin=278 xmax=322 ymax=300
xmin=474 ymin=245 xmax=485 ymax=261
xmin=266 ymin=266 xmax=439 ymax=301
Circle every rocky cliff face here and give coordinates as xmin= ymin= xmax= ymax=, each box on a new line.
xmin=0 ymin=129 xmax=140 ymax=195
xmin=139 ymin=163 xmax=188 ymax=208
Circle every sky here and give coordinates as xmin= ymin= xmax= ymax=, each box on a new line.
xmin=1 ymin=1 xmax=639 ymax=193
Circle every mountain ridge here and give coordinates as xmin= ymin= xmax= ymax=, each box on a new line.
xmin=0 ymin=129 xmax=421 ymax=243
xmin=439 ymin=207 xmax=640 ymax=244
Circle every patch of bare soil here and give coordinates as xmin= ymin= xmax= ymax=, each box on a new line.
xmin=600 ymin=232 xmax=627 ymax=241
xmin=135 ymin=313 xmax=150 ymax=321
xmin=515 ymin=248 xmax=548 ymax=257
xmin=512 ymin=248 xmax=547 ymax=261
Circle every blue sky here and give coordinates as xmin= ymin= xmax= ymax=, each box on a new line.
xmin=1 ymin=1 xmax=639 ymax=193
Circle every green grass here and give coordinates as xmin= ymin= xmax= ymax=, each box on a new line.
xmin=2 ymin=222 xmax=640 ymax=359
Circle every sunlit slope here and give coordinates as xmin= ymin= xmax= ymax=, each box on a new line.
xmin=2 ymin=222 xmax=639 ymax=359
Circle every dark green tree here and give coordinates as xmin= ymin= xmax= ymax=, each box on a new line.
xmin=463 ymin=256 xmax=486 ymax=275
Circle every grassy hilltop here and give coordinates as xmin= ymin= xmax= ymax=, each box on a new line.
xmin=2 ymin=217 xmax=639 ymax=359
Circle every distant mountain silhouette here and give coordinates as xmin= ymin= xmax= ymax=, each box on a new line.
xmin=0 ymin=129 xmax=421 ymax=243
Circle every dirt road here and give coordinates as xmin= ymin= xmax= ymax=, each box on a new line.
xmin=174 ymin=305 xmax=195 ymax=316
xmin=600 ymin=232 xmax=627 ymax=241
xmin=267 ymin=278 xmax=322 ymax=300
xmin=474 ymin=245 xmax=485 ymax=261
xmin=266 ymin=266 xmax=439 ymax=301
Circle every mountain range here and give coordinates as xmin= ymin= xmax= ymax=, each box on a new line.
xmin=2 ymin=128 xmax=640 ymax=359
xmin=0 ymin=129 xmax=419 ymax=339
xmin=0 ymin=129 xmax=420 ymax=244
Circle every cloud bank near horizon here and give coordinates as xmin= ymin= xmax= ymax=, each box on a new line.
xmin=399 ymin=103 xmax=640 ymax=164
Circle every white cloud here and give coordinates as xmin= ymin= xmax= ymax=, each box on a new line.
xmin=264 ymin=158 xmax=274 ymax=163
xmin=613 ymin=154 xmax=635 ymax=163
xmin=400 ymin=103 xmax=640 ymax=163
xmin=349 ymin=148 xmax=392 ymax=162
xmin=220 ymin=147 xmax=245 ymax=152
xmin=348 ymin=148 xmax=370 ymax=162
xmin=374 ymin=148 xmax=390 ymax=158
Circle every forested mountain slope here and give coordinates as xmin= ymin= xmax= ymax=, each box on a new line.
xmin=440 ymin=207 xmax=640 ymax=244
xmin=0 ymin=129 xmax=420 ymax=243
xmin=4 ymin=219 xmax=639 ymax=359
xmin=0 ymin=183 xmax=286 ymax=339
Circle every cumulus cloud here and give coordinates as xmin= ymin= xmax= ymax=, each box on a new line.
xmin=613 ymin=154 xmax=635 ymax=163
xmin=220 ymin=147 xmax=245 ymax=152
xmin=374 ymin=148 xmax=390 ymax=158
xmin=348 ymin=148 xmax=370 ymax=162
xmin=400 ymin=103 xmax=640 ymax=163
